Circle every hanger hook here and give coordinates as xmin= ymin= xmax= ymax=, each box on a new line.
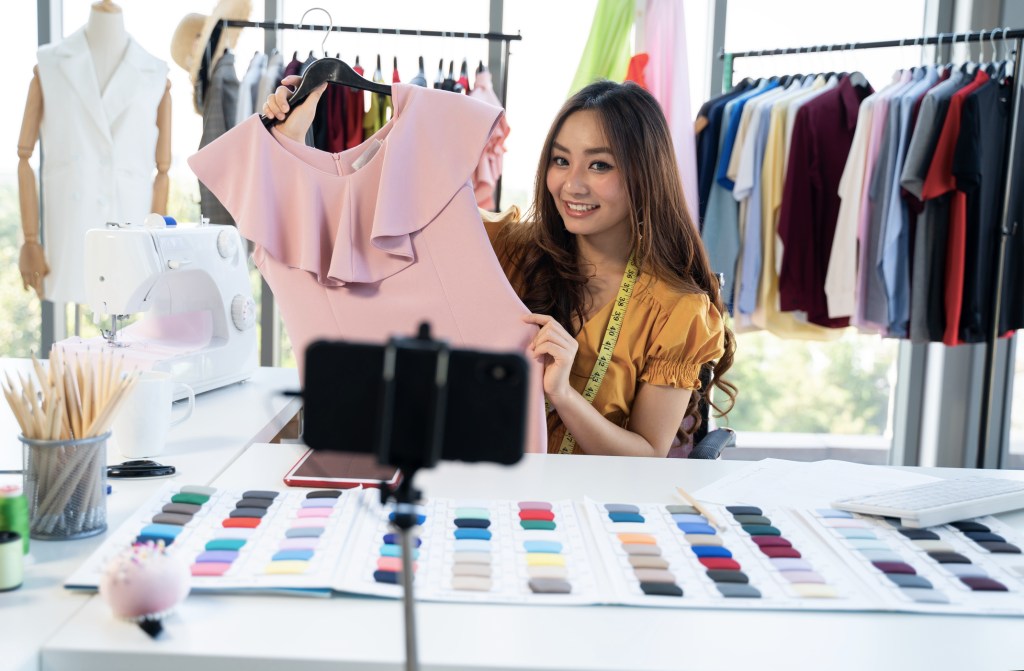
xmin=1003 ymin=26 xmax=1011 ymax=60
xmin=298 ymin=7 xmax=334 ymax=55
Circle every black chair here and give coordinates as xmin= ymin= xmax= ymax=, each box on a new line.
xmin=686 ymin=365 xmax=736 ymax=460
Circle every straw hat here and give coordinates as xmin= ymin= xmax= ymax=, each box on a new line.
xmin=170 ymin=0 xmax=252 ymax=85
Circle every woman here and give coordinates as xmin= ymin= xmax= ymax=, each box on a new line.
xmin=264 ymin=78 xmax=736 ymax=457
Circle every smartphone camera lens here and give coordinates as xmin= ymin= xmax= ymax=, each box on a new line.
xmin=490 ymin=365 xmax=507 ymax=380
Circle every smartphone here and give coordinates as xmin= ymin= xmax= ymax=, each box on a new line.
xmin=283 ymin=449 xmax=401 ymax=489
xmin=302 ymin=338 xmax=528 ymax=467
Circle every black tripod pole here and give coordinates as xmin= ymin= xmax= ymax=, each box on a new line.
xmin=384 ymin=470 xmax=422 ymax=671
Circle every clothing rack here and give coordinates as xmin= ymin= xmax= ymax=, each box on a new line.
xmin=220 ymin=19 xmax=522 ymax=109
xmin=719 ymin=29 xmax=1024 ymax=469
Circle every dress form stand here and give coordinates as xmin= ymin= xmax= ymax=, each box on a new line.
xmin=17 ymin=0 xmax=171 ymax=305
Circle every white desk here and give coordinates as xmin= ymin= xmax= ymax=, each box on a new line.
xmin=0 ymin=365 xmax=300 ymax=671
xmin=38 ymin=442 xmax=1024 ymax=671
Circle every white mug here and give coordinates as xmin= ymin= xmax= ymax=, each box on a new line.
xmin=111 ymin=371 xmax=195 ymax=459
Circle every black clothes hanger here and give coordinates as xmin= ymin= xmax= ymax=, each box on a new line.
xmin=262 ymin=58 xmax=391 ymax=129
xmin=393 ymin=56 xmax=398 ymax=74
xmin=477 ymin=59 xmax=486 ymax=74
xmin=375 ymin=54 xmax=382 ymax=80
xmin=418 ymin=56 xmax=425 ymax=77
xmin=434 ymin=58 xmax=444 ymax=88
xmin=460 ymin=58 xmax=468 ymax=79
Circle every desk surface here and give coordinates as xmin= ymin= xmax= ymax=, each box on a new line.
xmin=38 ymin=442 xmax=1024 ymax=671
xmin=0 ymin=365 xmax=300 ymax=671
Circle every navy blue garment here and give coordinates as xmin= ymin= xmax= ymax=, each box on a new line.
xmin=696 ymin=82 xmax=751 ymax=228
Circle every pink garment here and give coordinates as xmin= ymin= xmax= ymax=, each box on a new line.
xmin=469 ymin=71 xmax=509 ymax=211
xmin=188 ymin=84 xmax=546 ymax=454
xmin=641 ymin=0 xmax=699 ymax=226
xmin=853 ymin=75 xmax=906 ymax=333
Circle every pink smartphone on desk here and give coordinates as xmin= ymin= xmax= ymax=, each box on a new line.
xmin=283 ymin=449 xmax=402 ymax=489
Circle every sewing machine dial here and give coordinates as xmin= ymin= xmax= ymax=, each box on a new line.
xmin=217 ymin=229 xmax=238 ymax=259
xmin=231 ymin=295 xmax=257 ymax=331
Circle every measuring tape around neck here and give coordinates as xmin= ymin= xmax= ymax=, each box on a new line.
xmin=556 ymin=255 xmax=639 ymax=455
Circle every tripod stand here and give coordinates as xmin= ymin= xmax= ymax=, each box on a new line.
xmin=380 ymin=470 xmax=424 ymax=671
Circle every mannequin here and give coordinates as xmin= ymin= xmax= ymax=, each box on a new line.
xmin=17 ymin=0 xmax=171 ymax=301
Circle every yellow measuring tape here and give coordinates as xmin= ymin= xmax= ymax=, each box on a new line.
xmin=556 ymin=255 xmax=639 ymax=455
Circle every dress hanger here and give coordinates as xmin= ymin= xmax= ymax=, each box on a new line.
xmin=263 ymin=8 xmax=390 ymax=129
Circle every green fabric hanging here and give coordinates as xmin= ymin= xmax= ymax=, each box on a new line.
xmin=568 ymin=0 xmax=636 ymax=96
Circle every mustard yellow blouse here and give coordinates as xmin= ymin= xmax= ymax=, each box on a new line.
xmin=482 ymin=208 xmax=726 ymax=454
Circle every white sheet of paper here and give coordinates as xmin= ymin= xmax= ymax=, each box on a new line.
xmin=692 ymin=459 xmax=941 ymax=508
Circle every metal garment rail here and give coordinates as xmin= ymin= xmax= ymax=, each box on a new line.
xmin=719 ymin=28 xmax=1024 ymax=468
xmin=220 ymin=19 xmax=521 ymax=109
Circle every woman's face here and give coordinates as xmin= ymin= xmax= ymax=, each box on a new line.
xmin=545 ymin=110 xmax=631 ymax=244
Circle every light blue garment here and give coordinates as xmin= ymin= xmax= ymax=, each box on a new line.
xmin=865 ymin=71 xmax=915 ymax=331
xmin=715 ymin=82 xmax=778 ymax=190
xmin=878 ymin=67 xmax=938 ymax=337
xmin=703 ymin=82 xmax=773 ymax=310
xmin=737 ymin=101 xmax=777 ymax=314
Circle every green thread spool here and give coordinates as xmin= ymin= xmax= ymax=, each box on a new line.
xmin=0 ymin=485 xmax=29 ymax=554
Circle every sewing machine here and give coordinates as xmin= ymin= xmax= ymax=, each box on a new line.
xmin=76 ymin=222 xmax=258 ymax=397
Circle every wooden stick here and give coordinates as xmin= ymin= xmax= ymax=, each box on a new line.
xmin=1 ymin=382 xmax=31 ymax=435
xmin=676 ymin=486 xmax=727 ymax=532
xmin=64 ymin=367 xmax=83 ymax=440
xmin=87 ymin=373 xmax=138 ymax=437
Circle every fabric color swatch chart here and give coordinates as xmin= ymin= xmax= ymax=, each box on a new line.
xmin=67 ymin=484 xmax=359 ymax=595
xmin=336 ymin=497 xmax=601 ymax=604
xmin=67 ymin=485 xmax=1024 ymax=616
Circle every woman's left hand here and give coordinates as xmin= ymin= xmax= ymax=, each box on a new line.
xmin=522 ymin=314 xmax=578 ymax=403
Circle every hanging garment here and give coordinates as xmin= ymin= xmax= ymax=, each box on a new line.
xmin=641 ymin=0 xmax=700 ymax=224
xmin=35 ymin=28 xmax=167 ymax=304
xmin=953 ymin=77 xmax=1011 ymax=342
xmin=197 ymin=51 xmax=240 ymax=226
xmin=624 ymin=53 xmax=649 ymax=88
xmin=255 ymin=50 xmax=284 ymax=110
xmin=702 ymin=81 xmax=775 ymax=310
xmin=189 ymin=84 xmax=547 ymax=454
xmin=824 ymin=85 xmax=881 ymax=321
xmin=734 ymin=81 xmax=801 ymax=317
xmin=280 ymin=54 xmax=302 ymax=81
xmin=568 ymin=0 xmax=635 ymax=95
xmin=234 ymin=52 xmax=267 ymax=126
xmin=921 ymin=69 xmax=990 ymax=346
xmin=1000 ymin=97 xmax=1024 ymax=333
xmin=900 ymin=69 xmax=967 ymax=342
xmin=363 ymin=69 xmax=393 ymax=137
xmin=755 ymin=77 xmax=838 ymax=340
xmin=877 ymin=67 xmax=938 ymax=338
xmin=778 ymin=76 xmax=872 ymax=328
xmin=469 ymin=71 xmax=510 ymax=211
xmin=856 ymin=71 xmax=912 ymax=333
xmin=695 ymin=82 xmax=750 ymax=226
xmin=345 ymin=64 xmax=366 ymax=149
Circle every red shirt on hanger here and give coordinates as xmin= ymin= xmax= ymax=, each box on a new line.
xmin=920 ymin=69 xmax=989 ymax=347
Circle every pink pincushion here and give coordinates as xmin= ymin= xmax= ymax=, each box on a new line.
xmin=99 ymin=542 xmax=190 ymax=622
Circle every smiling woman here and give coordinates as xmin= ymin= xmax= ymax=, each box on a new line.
xmin=489 ymin=80 xmax=737 ymax=457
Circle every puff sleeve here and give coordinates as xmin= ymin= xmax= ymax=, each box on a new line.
xmin=639 ymin=293 xmax=725 ymax=390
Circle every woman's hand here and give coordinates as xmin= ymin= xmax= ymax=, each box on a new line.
xmin=522 ymin=314 xmax=578 ymax=403
xmin=261 ymin=74 xmax=327 ymax=144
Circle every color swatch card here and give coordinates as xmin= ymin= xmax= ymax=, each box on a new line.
xmin=584 ymin=499 xmax=879 ymax=612
xmin=800 ymin=509 xmax=1024 ymax=616
xmin=334 ymin=492 xmax=601 ymax=605
xmin=67 ymin=483 xmax=360 ymax=595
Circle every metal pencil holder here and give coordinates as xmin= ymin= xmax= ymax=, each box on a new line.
xmin=20 ymin=432 xmax=109 ymax=540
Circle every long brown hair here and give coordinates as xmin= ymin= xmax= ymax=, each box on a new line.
xmin=494 ymin=80 xmax=736 ymax=436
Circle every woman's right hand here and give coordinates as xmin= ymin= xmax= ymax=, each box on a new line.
xmin=262 ymin=74 xmax=327 ymax=144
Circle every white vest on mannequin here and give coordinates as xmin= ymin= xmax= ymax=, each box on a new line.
xmin=84 ymin=3 xmax=129 ymax=92
xmin=34 ymin=2 xmax=167 ymax=304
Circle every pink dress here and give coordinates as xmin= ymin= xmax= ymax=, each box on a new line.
xmin=189 ymin=84 xmax=547 ymax=453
